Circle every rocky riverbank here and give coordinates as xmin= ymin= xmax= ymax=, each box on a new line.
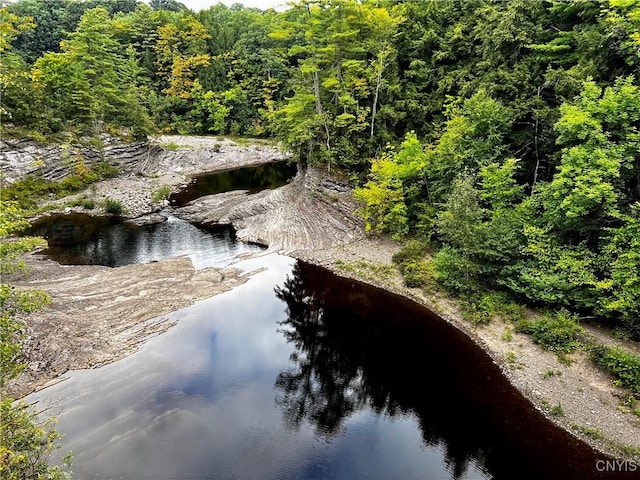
xmin=1 ymin=134 xmax=286 ymax=219
xmin=6 ymin=256 xmax=253 ymax=398
xmin=5 ymin=136 xmax=639 ymax=465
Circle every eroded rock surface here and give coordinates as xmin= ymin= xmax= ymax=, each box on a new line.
xmin=2 ymin=135 xmax=286 ymax=218
xmin=175 ymin=167 xmax=365 ymax=252
xmin=7 ymin=255 xmax=252 ymax=398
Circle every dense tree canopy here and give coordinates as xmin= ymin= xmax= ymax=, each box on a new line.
xmin=1 ymin=0 xmax=640 ymax=337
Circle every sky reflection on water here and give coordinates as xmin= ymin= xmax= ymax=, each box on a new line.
xmin=28 ymin=254 xmax=488 ymax=480
xmin=26 ymin=252 xmax=614 ymax=480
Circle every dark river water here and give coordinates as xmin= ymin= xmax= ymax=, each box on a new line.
xmin=22 ymin=165 xmax=624 ymax=480
xmin=169 ymin=161 xmax=297 ymax=207
xmin=26 ymin=254 xmax=615 ymax=480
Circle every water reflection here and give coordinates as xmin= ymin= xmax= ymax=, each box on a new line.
xmin=27 ymin=213 xmax=263 ymax=268
xmin=24 ymin=257 xmax=618 ymax=480
xmin=274 ymin=262 xmax=614 ymax=480
xmin=169 ymin=161 xmax=297 ymax=206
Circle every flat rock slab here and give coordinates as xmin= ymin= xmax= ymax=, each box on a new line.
xmin=7 ymin=255 xmax=251 ymax=398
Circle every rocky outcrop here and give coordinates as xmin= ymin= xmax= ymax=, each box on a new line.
xmin=0 ymin=136 xmax=154 ymax=183
xmin=2 ymin=134 xmax=287 ymax=219
xmin=174 ymin=167 xmax=365 ymax=252
xmin=7 ymin=255 xmax=253 ymax=398
xmin=0 ymin=134 xmax=286 ymax=184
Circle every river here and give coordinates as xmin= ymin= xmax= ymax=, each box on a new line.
xmin=23 ymin=163 xmax=613 ymax=480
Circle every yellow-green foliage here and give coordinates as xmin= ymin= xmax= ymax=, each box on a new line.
xmin=0 ymin=202 xmax=47 ymax=274
xmin=152 ymin=185 xmax=172 ymax=202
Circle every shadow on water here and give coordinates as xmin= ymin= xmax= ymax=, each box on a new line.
xmin=274 ymin=262 xmax=630 ymax=480
xmin=169 ymin=160 xmax=297 ymax=207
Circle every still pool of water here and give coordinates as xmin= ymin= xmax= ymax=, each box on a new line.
xmin=26 ymin=213 xmax=264 ymax=269
xmin=27 ymin=254 xmax=609 ymax=480
xmin=169 ymin=161 xmax=297 ymax=207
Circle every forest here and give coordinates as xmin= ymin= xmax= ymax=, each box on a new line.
xmin=1 ymin=0 xmax=639 ymax=336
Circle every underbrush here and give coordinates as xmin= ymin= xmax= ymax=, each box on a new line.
xmin=515 ymin=310 xmax=583 ymax=353
xmin=392 ymin=236 xmax=640 ymax=402
xmin=459 ymin=290 xmax=526 ymax=326
xmin=104 ymin=198 xmax=125 ymax=216
xmin=590 ymin=344 xmax=640 ymax=396
xmin=391 ymin=240 xmax=434 ymax=288
xmin=1 ymin=162 xmax=117 ymax=212
xmin=152 ymin=185 xmax=171 ymax=203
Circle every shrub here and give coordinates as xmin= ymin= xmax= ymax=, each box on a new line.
xmin=458 ymin=291 xmax=523 ymax=326
xmin=590 ymin=344 xmax=640 ymax=395
xmin=401 ymin=260 xmax=432 ymax=288
xmin=392 ymin=239 xmax=429 ymax=266
xmin=104 ymin=198 xmax=125 ymax=215
xmin=152 ymin=185 xmax=171 ymax=203
xmin=0 ymin=162 xmax=118 ymax=211
xmin=461 ymin=299 xmax=492 ymax=325
xmin=433 ymin=246 xmax=482 ymax=293
xmin=392 ymin=240 xmax=434 ymax=288
xmin=525 ymin=310 xmax=583 ymax=353
xmin=161 ymin=141 xmax=180 ymax=150
xmin=94 ymin=161 xmax=118 ymax=178
xmin=70 ymin=197 xmax=96 ymax=209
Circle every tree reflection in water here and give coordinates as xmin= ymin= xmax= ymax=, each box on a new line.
xmin=274 ymin=261 xmax=612 ymax=480
xmin=274 ymin=261 xmax=489 ymax=478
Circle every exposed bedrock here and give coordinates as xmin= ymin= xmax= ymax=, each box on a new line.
xmin=174 ymin=166 xmax=365 ymax=253
xmin=0 ymin=135 xmax=286 ymax=184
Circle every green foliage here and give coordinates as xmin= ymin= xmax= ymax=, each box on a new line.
xmin=1 ymin=163 xmax=117 ymax=211
xmin=93 ymin=161 xmax=118 ymax=178
xmin=0 ymin=201 xmax=71 ymax=479
xmin=270 ymin=0 xmax=403 ymax=169
xmin=30 ymin=6 xmax=153 ymax=134
xmin=355 ymin=132 xmax=427 ymax=238
xmin=590 ymin=344 xmax=640 ymax=395
xmin=0 ymin=399 xmax=73 ymax=480
xmin=518 ymin=310 xmax=583 ymax=353
xmin=391 ymin=239 xmax=433 ymax=288
xmin=69 ymin=197 xmax=96 ymax=210
xmin=501 ymin=226 xmax=600 ymax=309
xmin=425 ymin=91 xmax=513 ymax=203
xmin=0 ymin=202 xmax=47 ymax=274
xmin=3 ymin=0 xmax=640 ymax=341
xmin=104 ymin=198 xmax=125 ymax=215
xmin=549 ymin=403 xmax=565 ymax=417
xmin=542 ymin=369 xmax=562 ymax=379
xmin=598 ymin=203 xmax=640 ymax=339
xmin=0 ymin=285 xmax=51 ymax=385
xmin=433 ymin=246 xmax=482 ymax=294
xmin=391 ymin=239 xmax=429 ymax=266
xmin=400 ymin=261 xmax=433 ymax=289
xmin=459 ymin=290 xmax=526 ymax=326
xmin=161 ymin=141 xmax=181 ymax=150
xmin=152 ymin=185 xmax=171 ymax=202
xmin=505 ymin=350 xmax=523 ymax=369
xmin=543 ymin=78 xmax=640 ymax=238
xmin=333 ymin=259 xmax=395 ymax=283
